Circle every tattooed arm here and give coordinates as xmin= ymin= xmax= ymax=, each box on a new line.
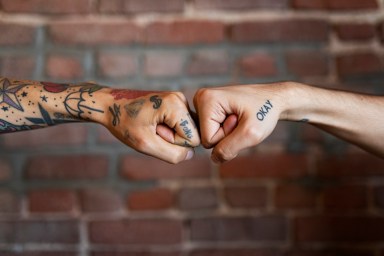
xmin=0 ymin=77 xmax=200 ymax=163
xmin=193 ymin=82 xmax=384 ymax=163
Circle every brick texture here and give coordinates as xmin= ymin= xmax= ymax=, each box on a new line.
xmin=46 ymin=55 xmax=84 ymax=80
xmin=80 ymin=188 xmax=123 ymax=213
xmin=323 ymin=185 xmax=367 ymax=211
xmin=195 ymin=0 xmax=288 ymax=10
xmin=285 ymin=50 xmax=329 ymax=77
xmin=0 ymin=55 xmax=36 ymax=78
xmin=28 ymin=189 xmax=77 ymax=213
xmin=224 ymin=186 xmax=268 ymax=208
xmin=178 ymin=187 xmax=218 ymax=210
xmin=1 ymin=0 xmax=92 ymax=14
xmin=335 ymin=23 xmax=376 ymax=41
xmin=336 ymin=52 xmax=383 ymax=78
xmin=97 ymin=51 xmax=137 ymax=78
xmin=292 ymin=0 xmax=379 ymax=10
xmin=0 ymin=23 xmax=36 ymax=46
xmin=275 ymin=184 xmax=318 ymax=209
xmin=238 ymin=52 xmax=278 ymax=77
xmin=99 ymin=0 xmax=184 ymax=13
xmin=127 ymin=187 xmax=174 ymax=210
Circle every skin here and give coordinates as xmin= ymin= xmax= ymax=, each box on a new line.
xmin=193 ymin=81 xmax=384 ymax=163
xmin=0 ymin=77 xmax=200 ymax=164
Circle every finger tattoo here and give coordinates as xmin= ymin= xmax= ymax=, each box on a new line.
xmin=180 ymin=119 xmax=193 ymax=139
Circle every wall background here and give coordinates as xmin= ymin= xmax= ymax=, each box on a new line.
xmin=1 ymin=0 xmax=384 ymax=255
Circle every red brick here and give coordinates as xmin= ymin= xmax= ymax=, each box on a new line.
xmin=195 ymin=0 xmax=288 ymax=10
xmin=323 ymin=185 xmax=367 ymax=211
xmin=120 ymin=154 xmax=211 ymax=180
xmin=144 ymin=52 xmax=184 ymax=77
xmin=0 ymin=220 xmax=79 ymax=243
xmin=336 ymin=52 xmax=383 ymax=78
xmin=373 ymin=186 xmax=384 ymax=208
xmin=238 ymin=52 xmax=277 ymax=77
xmin=230 ymin=20 xmax=328 ymax=43
xmin=220 ymin=153 xmax=308 ymax=179
xmin=285 ymin=50 xmax=328 ymax=77
xmin=80 ymin=188 xmax=123 ymax=213
xmin=145 ymin=20 xmax=225 ymax=45
xmin=335 ymin=23 xmax=376 ymax=41
xmin=191 ymin=216 xmax=287 ymax=242
xmin=1 ymin=0 xmax=91 ymax=14
xmin=49 ymin=21 xmax=142 ymax=45
xmin=98 ymin=51 xmax=137 ymax=78
xmin=292 ymin=0 xmax=379 ymax=10
xmin=224 ymin=186 xmax=267 ymax=208
xmin=0 ymin=55 xmax=36 ymax=79
xmin=92 ymin=252 xmax=180 ymax=256
xmin=99 ymin=0 xmax=183 ymax=13
xmin=97 ymin=126 xmax=121 ymax=144
xmin=0 ymin=159 xmax=11 ymax=181
xmin=0 ymin=190 xmax=20 ymax=213
xmin=286 ymin=249 xmax=374 ymax=256
xmin=46 ymin=54 xmax=83 ymax=80
xmin=0 ymin=22 xmax=36 ymax=46
xmin=188 ymin=50 xmax=229 ymax=76
xmin=275 ymin=184 xmax=317 ymax=209
xmin=28 ymin=189 xmax=77 ymax=213
xmin=295 ymin=216 xmax=384 ymax=242
xmin=89 ymin=219 xmax=182 ymax=245
xmin=317 ymin=153 xmax=384 ymax=177
xmin=190 ymin=250 xmax=279 ymax=256
xmin=178 ymin=187 xmax=218 ymax=210
xmin=2 ymin=124 xmax=87 ymax=148
xmin=26 ymin=155 xmax=108 ymax=180
xmin=1 ymin=252 xmax=76 ymax=256
xmin=127 ymin=187 xmax=174 ymax=210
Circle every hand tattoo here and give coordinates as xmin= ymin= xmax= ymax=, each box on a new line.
xmin=124 ymin=99 xmax=145 ymax=118
xmin=109 ymin=103 xmax=121 ymax=127
xmin=256 ymin=100 xmax=273 ymax=121
xmin=150 ymin=95 xmax=162 ymax=109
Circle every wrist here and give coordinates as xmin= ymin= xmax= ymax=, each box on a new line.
xmin=279 ymin=81 xmax=311 ymax=122
xmin=79 ymin=87 xmax=113 ymax=126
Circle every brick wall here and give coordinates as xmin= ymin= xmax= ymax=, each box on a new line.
xmin=1 ymin=0 xmax=384 ymax=255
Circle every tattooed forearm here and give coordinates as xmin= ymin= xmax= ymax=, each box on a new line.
xmin=109 ymin=103 xmax=121 ymax=127
xmin=150 ymin=95 xmax=162 ymax=109
xmin=256 ymin=100 xmax=273 ymax=121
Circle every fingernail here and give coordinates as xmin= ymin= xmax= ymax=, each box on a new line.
xmin=185 ymin=150 xmax=194 ymax=160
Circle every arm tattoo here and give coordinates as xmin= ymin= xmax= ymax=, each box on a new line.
xmin=64 ymin=87 xmax=104 ymax=120
xmin=109 ymin=103 xmax=121 ymax=127
xmin=0 ymin=78 xmax=25 ymax=111
xmin=180 ymin=119 xmax=193 ymax=139
xmin=150 ymin=95 xmax=162 ymax=109
xmin=124 ymin=99 xmax=145 ymax=118
xmin=256 ymin=100 xmax=273 ymax=121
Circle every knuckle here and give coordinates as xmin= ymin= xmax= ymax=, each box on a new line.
xmin=134 ymin=137 xmax=149 ymax=152
xmin=243 ymin=125 xmax=263 ymax=144
xmin=215 ymin=146 xmax=235 ymax=162
xmin=194 ymin=88 xmax=213 ymax=103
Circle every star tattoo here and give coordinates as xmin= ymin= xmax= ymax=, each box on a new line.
xmin=21 ymin=91 xmax=28 ymax=97
xmin=1 ymin=106 xmax=9 ymax=112
xmin=40 ymin=95 xmax=48 ymax=102
xmin=0 ymin=78 xmax=25 ymax=111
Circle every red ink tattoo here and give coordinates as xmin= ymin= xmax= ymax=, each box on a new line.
xmin=42 ymin=82 xmax=70 ymax=93
xmin=111 ymin=89 xmax=156 ymax=100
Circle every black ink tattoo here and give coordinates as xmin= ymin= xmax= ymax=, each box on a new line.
xmin=26 ymin=103 xmax=78 ymax=126
xmin=124 ymin=99 xmax=145 ymax=118
xmin=256 ymin=100 xmax=273 ymax=121
xmin=64 ymin=87 xmax=104 ymax=119
xmin=40 ymin=95 xmax=48 ymax=102
xmin=0 ymin=118 xmax=42 ymax=133
xmin=150 ymin=95 xmax=162 ymax=109
xmin=109 ymin=103 xmax=121 ymax=127
xmin=180 ymin=119 xmax=193 ymax=139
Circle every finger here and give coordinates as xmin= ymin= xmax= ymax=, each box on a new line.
xmin=156 ymin=124 xmax=174 ymax=144
xmin=209 ymin=114 xmax=239 ymax=146
xmin=163 ymin=112 xmax=200 ymax=147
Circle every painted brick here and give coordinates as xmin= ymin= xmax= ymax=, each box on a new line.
xmin=120 ymin=154 xmax=211 ymax=180
xmin=285 ymin=50 xmax=328 ymax=77
xmin=323 ymin=185 xmax=367 ymax=211
xmin=99 ymin=0 xmax=184 ymax=13
xmin=145 ymin=20 xmax=225 ymax=45
xmin=292 ymin=0 xmax=379 ymax=10
xmin=230 ymin=19 xmax=328 ymax=43
xmin=178 ymin=187 xmax=218 ymax=210
xmin=224 ymin=186 xmax=267 ymax=208
xmin=0 ymin=22 xmax=36 ymax=46
xmin=0 ymin=220 xmax=79 ymax=243
xmin=46 ymin=55 xmax=84 ymax=80
xmin=295 ymin=216 xmax=384 ymax=242
xmin=336 ymin=52 xmax=383 ymax=78
xmin=191 ymin=216 xmax=287 ymax=242
xmin=220 ymin=153 xmax=308 ymax=179
xmin=195 ymin=0 xmax=288 ymax=10
xmin=187 ymin=50 xmax=229 ymax=76
xmin=89 ymin=219 xmax=182 ymax=245
xmin=98 ymin=51 xmax=138 ymax=78
xmin=0 ymin=55 xmax=36 ymax=79
xmin=335 ymin=23 xmax=376 ymax=41
xmin=1 ymin=0 xmax=92 ymax=14
xmin=127 ymin=187 xmax=174 ymax=210
xmin=25 ymin=155 xmax=108 ymax=180
xmin=275 ymin=184 xmax=318 ymax=209
xmin=80 ymin=188 xmax=123 ymax=213
xmin=28 ymin=189 xmax=77 ymax=213
xmin=144 ymin=52 xmax=184 ymax=77
xmin=237 ymin=52 xmax=277 ymax=77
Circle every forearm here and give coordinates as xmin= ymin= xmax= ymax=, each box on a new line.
xmin=282 ymin=82 xmax=384 ymax=157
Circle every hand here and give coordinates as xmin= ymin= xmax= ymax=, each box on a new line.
xmin=103 ymin=90 xmax=200 ymax=164
xmin=193 ymin=83 xmax=287 ymax=163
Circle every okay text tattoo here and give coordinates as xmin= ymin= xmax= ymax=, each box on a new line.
xmin=150 ymin=95 xmax=162 ymax=109
xmin=256 ymin=100 xmax=273 ymax=121
xmin=180 ymin=118 xmax=193 ymax=139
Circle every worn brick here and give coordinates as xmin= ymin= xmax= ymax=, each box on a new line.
xmin=275 ymin=184 xmax=318 ymax=209
xmin=80 ymin=188 xmax=123 ymax=213
xmin=1 ymin=0 xmax=92 ymax=14
xmin=0 ymin=190 xmax=20 ymax=213
xmin=144 ymin=52 xmax=184 ymax=77
xmin=220 ymin=153 xmax=308 ymax=179
xmin=1 ymin=124 xmax=87 ymax=148
xmin=49 ymin=21 xmax=142 ymax=45
xmin=98 ymin=51 xmax=138 ymax=78
xmin=120 ymin=154 xmax=211 ymax=180
xmin=0 ymin=22 xmax=36 ymax=46
xmin=336 ymin=52 xmax=383 ymax=78
xmin=238 ymin=52 xmax=277 ymax=77
xmin=89 ymin=219 xmax=182 ymax=245
xmin=0 ymin=220 xmax=79 ymax=243
xmin=285 ymin=50 xmax=328 ymax=77
xmin=292 ymin=0 xmax=379 ymax=10
xmin=191 ymin=216 xmax=287 ymax=242
xmin=295 ymin=216 xmax=384 ymax=242
xmin=146 ymin=20 xmax=225 ymax=45
xmin=230 ymin=19 xmax=328 ymax=43
xmin=335 ymin=23 xmax=376 ymax=41
xmin=195 ymin=0 xmax=288 ymax=10
xmin=187 ymin=50 xmax=229 ymax=76
xmin=323 ymin=185 xmax=367 ymax=211
xmin=224 ymin=186 xmax=267 ymax=208
xmin=178 ymin=187 xmax=218 ymax=210
xmin=26 ymin=155 xmax=108 ymax=180
xmin=0 ymin=55 xmax=36 ymax=79
xmin=28 ymin=189 xmax=77 ymax=213
xmin=46 ymin=54 xmax=83 ymax=80
xmin=127 ymin=187 xmax=174 ymax=210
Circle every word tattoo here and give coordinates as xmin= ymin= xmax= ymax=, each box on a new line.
xmin=109 ymin=103 xmax=121 ymax=127
xmin=180 ymin=119 xmax=193 ymax=139
xmin=125 ymin=99 xmax=145 ymax=118
xmin=150 ymin=95 xmax=162 ymax=109
xmin=256 ymin=100 xmax=273 ymax=121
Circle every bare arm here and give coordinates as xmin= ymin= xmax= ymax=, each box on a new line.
xmin=0 ymin=77 xmax=200 ymax=163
